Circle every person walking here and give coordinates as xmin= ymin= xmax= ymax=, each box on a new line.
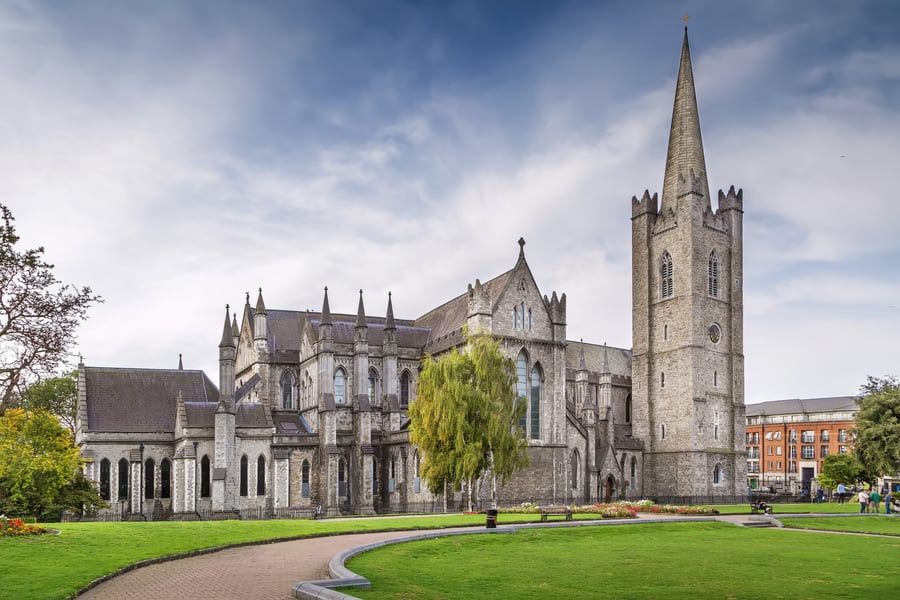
xmin=869 ymin=489 xmax=881 ymax=513
xmin=837 ymin=483 xmax=846 ymax=504
xmin=885 ymin=490 xmax=893 ymax=515
xmin=858 ymin=489 xmax=869 ymax=513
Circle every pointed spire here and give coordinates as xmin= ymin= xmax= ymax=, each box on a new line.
xmin=356 ymin=289 xmax=366 ymax=327
xmin=219 ymin=305 xmax=235 ymax=348
xmin=661 ymin=25 xmax=710 ymax=211
xmin=385 ymin=292 xmax=396 ymax=330
xmin=601 ymin=342 xmax=610 ymax=374
xmin=255 ymin=288 xmax=266 ymax=314
xmin=178 ymin=353 xmax=183 ymax=370
xmin=231 ymin=313 xmax=239 ymax=337
xmin=321 ymin=286 xmax=332 ymax=325
xmin=578 ymin=339 xmax=586 ymax=371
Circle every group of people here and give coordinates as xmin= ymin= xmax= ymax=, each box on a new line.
xmin=857 ymin=488 xmax=895 ymax=514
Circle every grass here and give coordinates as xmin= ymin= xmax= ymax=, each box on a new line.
xmin=780 ymin=515 xmax=900 ymax=535
xmin=709 ymin=502 xmax=864 ymax=515
xmin=349 ymin=521 xmax=900 ymax=600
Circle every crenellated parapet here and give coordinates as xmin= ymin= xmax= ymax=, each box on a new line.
xmin=717 ymin=185 xmax=743 ymax=213
xmin=543 ymin=290 xmax=566 ymax=325
xmin=466 ymin=278 xmax=493 ymax=333
xmin=631 ymin=189 xmax=659 ymax=219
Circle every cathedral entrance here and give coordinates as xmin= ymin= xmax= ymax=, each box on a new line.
xmin=604 ymin=476 xmax=615 ymax=503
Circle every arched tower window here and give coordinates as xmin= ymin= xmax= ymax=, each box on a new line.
xmin=301 ymin=459 xmax=311 ymax=498
xmin=200 ymin=455 xmax=211 ymax=498
xmin=368 ymin=369 xmax=378 ymax=405
xmin=334 ymin=368 xmax=346 ymax=404
xmin=160 ymin=458 xmax=171 ymax=499
xmin=281 ymin=371 xmax=293 ymax=409
xmin=240 ymin=455 xmax=249 ymax=497
xmin=400 ymin=371 xmax=411 ymax=407
xmin=713 ymin=463 xmax=723 ymax=485
xmin=660 ymin=251 xmax=674 ymax=299
xmin=708 ymin=250 xmax=719 ymax=298
xmin=528 ymin=308 xmax=532 ymax=331
xmin=257 ymin=456 xmax=266 ymax=496
xmin=516 ymin=351 xmax=527 ymax=434
xmin=99 ymin=458 xmax=111 ymax=501
xmin=530 ymin=364 xmax=542 ymax=440
xmin=145 ymin=458 xmax=155 ymax=500
xmin=625 ymin=394 xmax=632 ymax=424
xmin=117 ymin=458 xmax=129 ymax=500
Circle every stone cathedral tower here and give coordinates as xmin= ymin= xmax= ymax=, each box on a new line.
xmin=631 ymin=27 xmax=747 ymax=498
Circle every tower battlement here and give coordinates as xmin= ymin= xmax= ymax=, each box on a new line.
xmin=717 ymin=185 xmax=744 ymax=212
xmin=631 ymin=190 xmax=659 ymax=219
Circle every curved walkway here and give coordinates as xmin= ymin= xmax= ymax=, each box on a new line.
xmin=74 ymin=513 xmax=880 ymax=600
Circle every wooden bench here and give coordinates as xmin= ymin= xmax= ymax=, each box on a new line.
xmin=540 ymin=506 xmax=573 ymax=522
xmin=750 ymin=501 xmax=771 ymax=515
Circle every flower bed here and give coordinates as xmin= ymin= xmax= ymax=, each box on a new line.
xmin=0 ymin=515 xmax=48 ymax=537
xmin=497 ymin=500 xmax=713 ymax=519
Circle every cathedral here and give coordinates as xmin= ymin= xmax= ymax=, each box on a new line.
xmin=75 ymin=28 xmax=747 ymax=518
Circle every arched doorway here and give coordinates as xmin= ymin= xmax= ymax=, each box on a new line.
xmin=604 ymin=476 xmax=615 ymax=503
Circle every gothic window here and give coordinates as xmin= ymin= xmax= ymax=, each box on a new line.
xmin=571 ymin=450 xmax=579 ymax=489
xmin=661 ymin=424 xmax=667 ymax=440
xmin=400 ymin=370 xmax=411 ymax=407
xmin=660 ymin=372 xmax=665 ymax=388
xmin=513 ymin=306 xmax=519 ymax=329
xmin=99 ymin=458 xmax=111 ymax=501
xmin=372 ymin=459 xmax=379 ymax=495
xmin=413 ymin=451 xmax=421 ymax=493
xmin=713 ymin=463 xmax=723 ymax=485
xmin=528 ymin=308 xmax=532 ymax=331
xmin=281 ymin=371 xmax=293 ymax=409
xmin=240 ymin=455 xmax=249 ymax=497
xmin=334 ymin=368 xmax=346 ymax=404
xmin=257 ymin=456 xmax=266 ymax=496
xmin=368 ymin=369 xmax=378 ymax=405
xmin=664 ymin=324 xmax=668 ymax=340
xmin=145 ymin=458 xmax=155 ymax=500
xmin=200 ymin=456 xmax=211 ymax=498
xmin=301 ymin=460 xmax=311 ymax=498
xmin=118 ymin=458 xmax=129 ymax=500
xmin=630 ymin=457 xmax=637 ymax=490
xmin=338 ymin=458 xmax=347 ymax=497
xmin=516 ymin=351 xmax=527 ymax=434
xmin=708 ymin=250 xmax=719 ymax=298
xmin=660 ymin=251 xmax=674 ymax=299
xmin=530 ymin=364 xmax=542 ymax=440
xmin=389 ymin=453 xmax=396 ymax=493
xmin=625 ymin=394 xmax=632 ymax=424
xmin=160 ymin=458 xmax=171 ymax=499
xmin=714 ymin=370 xmax=718 ymax=387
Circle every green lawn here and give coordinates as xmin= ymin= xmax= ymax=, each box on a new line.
xmin=349 ymin=521 xmax=900 ymax=600
xmin=780 ymin=515 xmax=900 ymax=535
xmin=709 ymin=502 xmax=863 ymax=515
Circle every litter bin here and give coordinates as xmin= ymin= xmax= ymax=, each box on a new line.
xmin=486 ymin=508 xmax=498 ymax=529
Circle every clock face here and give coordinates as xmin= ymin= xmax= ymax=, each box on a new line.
xmin=709 ymin=323 xmax=721 ymax=344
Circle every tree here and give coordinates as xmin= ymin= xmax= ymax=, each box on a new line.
xmin=0 ymin=408 xmax=104 ymax=519
xmin=0 ymin=204 xmax=101 ymax=414
xmin=853 ymin=375 xmax=900 ymax=479
xmin=20 ymin=371 xmax=78 ymax=435
xmin=409 ymin=333 xmax=528 ymax=511
xmin=818 ymin=453 xmax=865 ymax=490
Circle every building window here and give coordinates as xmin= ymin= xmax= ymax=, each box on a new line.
xmin=789 ymin=430 xmax=797 ymax=443
xmin=400 ymin=370 xmax=411 ymax=407
xmin=801 ymin=445 xmax=815 ymax=459
xmin=664 ymin=324 xmax=668 ymax=340
xmin=774 ymin=431 xmax=782 ymax=441
xmin=571 ymin=450 xmax=579 ymax=489
xmin=660 ymin=372 xmax=665 ymax=388
xmin=776 ymin=461 xmax=782 ymax=470
xmin=767 ymin=446 xmax=773 ymax=456
xmin=713 ymin=463 xmax=723 ymax=485
xmin=713 ymin=370 xmax=718 ymax=387
xmin=528 ymin=308 xmax=533 ymax=331
xmin=660 ymin=251 xmax=674 ymax=299
xmin=789 ymin=445 xmax=797 ymax=458
xmin=257 ymin=456 xmax=266 ymax=496
xmin=516 ymin=351 xmax=527 ymax=434
xmin=513 ymin=306 xmax=519 ymax=329
xmin=708 ymin=250 xmax=719 ymax=298
xmin=530 ymin=365 xmax=542 ymax=440
xmin=661 ymin=424 xmax=667 ymax=440
xmin=625 ymin=394 xmax=632 ymax=424
xmin=839 ymin=445 xmax=848 ymax=454
xmin=747 ymin=447 xmax=759 ymax=459
xmin=281 ymin=371 xmax=293 ymax=409
xmin=145 ymin=458 xmax=155 ymax=500
xmin=767 ymin=460 xmax=773 ymax=470
xmin=338 ymin=458 xmax=347 ymax=497
xmin=413 ymin=451 xmax=421 ymax=493
xmin=789 ymin=461 xmax=797 ymax=473
xmin=118 ymin=458 xmax=129 ymax=501
xmin=838 ymin=429 xmax=848 ymax=442
xmin=301 ymin=460 xmax=311 ymax=498
xmin=801 ymin=430 xmax=814 ymax=443
xmin=630 ymin=457 xmax=637 ymax=490
xmin=200 ymin=456 xmax=211 ymax=498
xmin=99 ymin=458 xmax=111 ymax=501
xmin=820 ymin=446 xmax=829 ymax=458
xmin=334 ymin=368 xmax=346 ymax=404
xmin=776 ymin=446 xmax=782 ymax=456
xmin=240 ymin=455 xmax=249 ymax=497
xmin=368 ymin=369 xmax=377 ymax=405
xmin=160 ymin=458 xmax=171 ymax=499
xmin=748 ymin=461 xmax=759 ymax=474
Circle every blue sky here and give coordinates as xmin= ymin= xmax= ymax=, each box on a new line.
xmin=3 ymin=1 xmax=899 ymax=403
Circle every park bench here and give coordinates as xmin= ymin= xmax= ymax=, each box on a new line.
xmin=749 ymin=501 xmax=772 ymax=515
xmin=540 ymin=506 xmax=573 ymax=522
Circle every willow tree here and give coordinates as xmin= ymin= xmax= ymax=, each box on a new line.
xmin=409 ymin=333 xmax=528 ymax=511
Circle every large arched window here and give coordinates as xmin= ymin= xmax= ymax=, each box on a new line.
xmin=400 ymin=371 xmax=411 ymax=407
xmin=625 ymin=394 xmax=632 ymax=424
xmin=281 ymin=371 xmax=293 ymax=409
xmin=713 ymin=463 xmax=723 ymax=485
xmin=368 ymin=369 xmax=378 ymax=405
xmin=301 ymin=459 xmax=311 ymax=498
xmin=240 ymin=455 xmax=249 ymax=497
xmin=530 ymin=364 xmax=542 ymax=440
xmin=708 ymin=250 xmax=719 ymax=298
xmin=99 ymin=458 xmax=111 ymax=501
xmin=334 ymin=368 xmax=346 ymax=404
xmin=660 ymin=251 xmax=674 ymax=299
xmin=200 ymin=455 xmax=211 ymax=498
xmin=516 ymin=351 xmax=527 ymax=434
xmin=117 ymin=458 xmax=129 ymax=500
xmin=257 ymin=456 xmax=266 ymax=496
xmin=145 ymin=458 xmax=155 ymax=499
xmin=413 ymin=450 xmax=421 ymax=493
xmin=160 ymin=458 xmax=171 ymax=499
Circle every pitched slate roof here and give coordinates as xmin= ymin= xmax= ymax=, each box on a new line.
xmin=83 ymin=366 xmax=218 ymax=433
xmin=745 ymin=396 xmax=857 ymax=417
xmin=565 ymin=341 xmax=632 ymax=378
xmin=182 ymin=401 xmax=272 ymax=428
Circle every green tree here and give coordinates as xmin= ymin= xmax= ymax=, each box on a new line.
xmin=409 ymin=333 xmax=528 ymax=511
xmin=853 ymin=375 xmax=900 ymax=479
xmin=0 ymin=408 xmax=103 ymax=518
xmin=818 ymin=453 xmax=865 ymax=490
xmin=0 ymin=204 xmax=101 ymax=414
xmin=20 ymin=371 xmax=78 ymax=435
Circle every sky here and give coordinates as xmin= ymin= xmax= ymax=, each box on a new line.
xmin=2 ymin=0 xmax=898 ymax=404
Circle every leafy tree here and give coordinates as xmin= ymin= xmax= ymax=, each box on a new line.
xmin=853 ymin=375 xmax=900 ymax=479
xmin=0 ymin=204 xmax=101 ymax=414
xmin=20 ymin=371 xmax=78 ymax=435
xmin=818 ymin=453 xmax=865 ymax=490
xmin=409 ymin=333 xmax=528 ymax=511
xmin=0 ymin=408 xmax=103 ymax=519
